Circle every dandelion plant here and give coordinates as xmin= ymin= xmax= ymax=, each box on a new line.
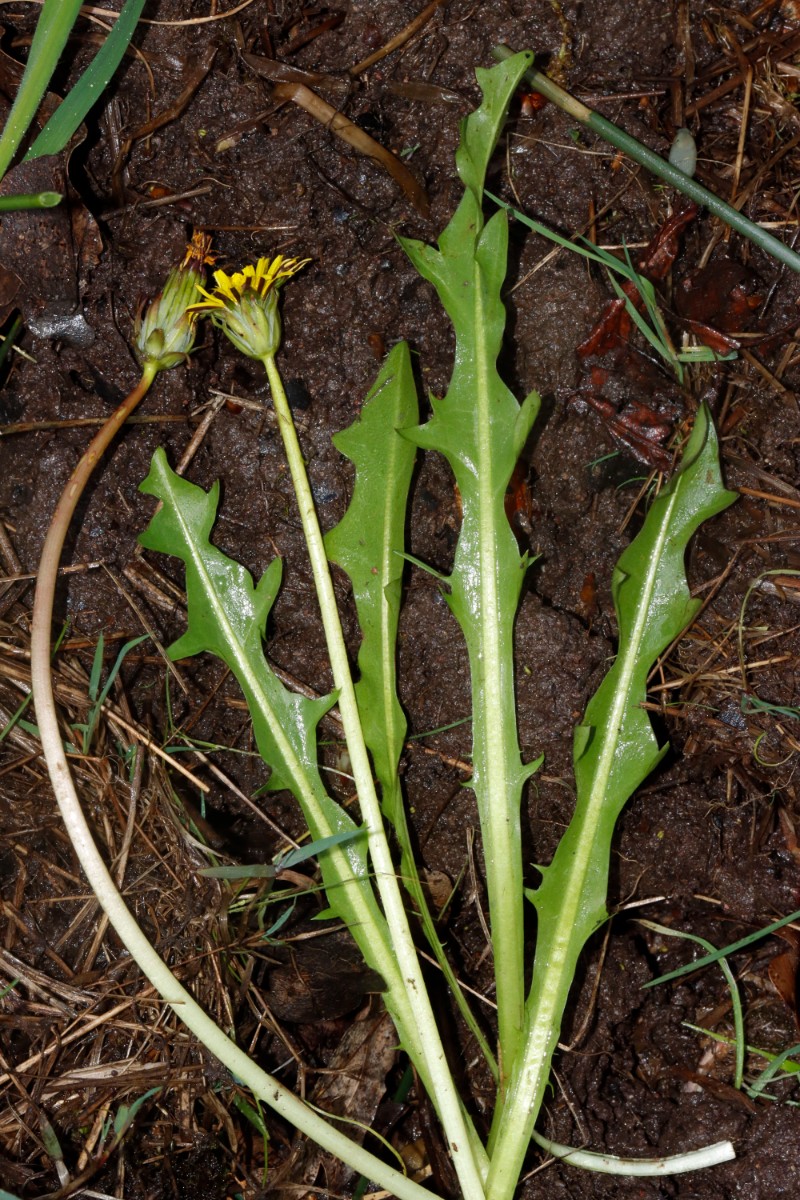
xmin=34 ymin=52 xmax=740 ymax=1198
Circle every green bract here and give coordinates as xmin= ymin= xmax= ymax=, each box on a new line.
xmin=189 ymin=256 xmax=310 ymax=360
xmin=134 ymin=234 xmax=213 ymax=373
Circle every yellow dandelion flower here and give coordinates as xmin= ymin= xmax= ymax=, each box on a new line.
xmin=190 ymin=254 xmax=310 ymax=359
xmin=134 ymin=231 xmax=214 ymax=373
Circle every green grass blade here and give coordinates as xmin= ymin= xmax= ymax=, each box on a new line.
xmin=25 ymin=0 xmax=147 ymax=161
xmin=199 ymin=863 xmax=277 ymax=881
xmin=0 ymin=0 xmax=82 ymax=180
xmin=486 ymin=405 xmax=736 ymax=1198
xmin=491 ymin=44 xmax=800 ymax=276
xmin=325 ymin=342 xmax=498 ymax=1079
xmin=400 ymin=51 xmax=540 ymax=1095
xmin=748 ymin=1042 xmax=800 ymax=1097
xmin=645 ymin=903 xmax=800 ymax=986
xmin=76 ymin=633 xmax=148 ymax=753
xmin=639 ymin=920 xmax=744 ymax=1089
xmin=111 ymin=1085 xmax=161 ymax=1140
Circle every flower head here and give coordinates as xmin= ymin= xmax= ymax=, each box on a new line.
xmin=135 ymin=231 xmax=214 ymax=373
xmin=189 ymin=254 xmax=310 ymax=359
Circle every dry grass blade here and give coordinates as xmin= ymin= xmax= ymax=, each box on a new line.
xmin=348 ymin=0 xmax=448 ymax=75
xmin=0 ymin=604 xmax=335 ymax=1190
xmin=272 ymin=80 xmax=430 ymax=218
xmin=0 ymin=621 xmax=244 ymax=1188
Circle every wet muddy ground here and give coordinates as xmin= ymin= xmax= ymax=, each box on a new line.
xmin=1 ymin=1 xmax=800 ymax=1197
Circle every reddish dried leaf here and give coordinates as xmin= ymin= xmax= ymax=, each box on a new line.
xmin=577 ymin=297 xmax=630 ymax=358
xmin=578 ymin=203 xmax=698 ymax=361
xmin=685 ymin=319 xmax=741 ymax=355
xmin=770 ymin=927 xmax=800 ymax=1028
xmin=636 ymin=202 xmax=698 ymax=282
xmin=675 ymin=258 xmax=763 ymax=332
xmin=520 ymin=90 xmax=549 ymax=114
xmin=505 ymin=459 xmax=534 ymax=534
xmin=573 ymin=392 xmax=674 ymax=470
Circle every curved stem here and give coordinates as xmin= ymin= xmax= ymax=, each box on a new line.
xmin=262 ymin=353 xmax=489 ymax=1197
xmin=30 ymin=369 xmax=440 ymax=1200
xmin=531 ymin=1132 xmax=735 ymax=1177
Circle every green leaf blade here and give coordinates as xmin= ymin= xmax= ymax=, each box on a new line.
xmin=0 ymin=0 xmax=82 ymax=179
xmin=400 ymin=53 xmax=541 ymax=1088
xmin=326 ymin=342 xmax=417 ymax=784
xmin=487 ymin=405 xmax=737 ymax=1196
xmin=579 ymin=405 xmax=736 ymax=808
xmin=456 ymin=56 xmax=532 ymax=203
xmin=139 ymin=449 xmax=334 ymax=797
xmin=138 ymin=449 xmax=441 ymax=1082
xmin=25 ymin=0 xmax=147 ymax=162
xmin=326 ymin=343 xmax=500 ymax=1079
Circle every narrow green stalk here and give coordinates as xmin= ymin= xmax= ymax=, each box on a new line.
xmin=261 ymin=353 xmax=489 ymax=1199
xmin=29 ymin=245 xmax=439 ymax=1199
xmin=0 ymin=191 xmax=62 ymax=211
xmin=492 ymin=43 xmax=800 ymax=276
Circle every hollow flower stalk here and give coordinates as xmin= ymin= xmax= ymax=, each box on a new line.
xmin=189 ymin=256 xmax=489 ymax=1197
xmin=190 ymin=254 xmax=310 ymax=359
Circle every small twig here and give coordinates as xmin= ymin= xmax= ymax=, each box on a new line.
xmin=349 ymin=0 xmax=447 ymax=76
xmin=729 ymin=65 xmax=753 ymax=207
xmin=112 ymin=45 xmax=216 ymax=200
xmin=0 ymin=561 xmax=104 ymax=585
xmin=737 ymin=485 xmax=800 ymax=509
xmin=101 ymin=563 xmax=188 ymax=693
xmin=273 ymin=80 xmax=430 ymax=217
xmin=0 ymin=413 xmax=187 ymax=436
xmin=102 ymin=707 xmax=209 ymax=792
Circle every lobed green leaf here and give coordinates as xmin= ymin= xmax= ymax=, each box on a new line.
xmin=138 ymin=449 xmax=443 ymax=1084
xmin=325 ymin=342 xmax=417 ymax=789
xmin=400 ymin=51 xmax=540 ymax=1081
xmin=326 ymin=342 xmax=498 ymax=1077
xmin=488 ymin=405 xmax=737 ymax=1193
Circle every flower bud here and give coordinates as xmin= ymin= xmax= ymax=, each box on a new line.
xmin=134 ymin=232 xmax=213 ymax=372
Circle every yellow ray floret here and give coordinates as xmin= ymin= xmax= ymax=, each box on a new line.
xmin=191 ymin=255 xmax=310 ymax=312
xmin=188 ymin=253 xmax=310 ymax=358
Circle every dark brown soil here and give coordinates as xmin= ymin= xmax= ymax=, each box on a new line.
xmin=2 ymin=2 xmax=800 ymax=1198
